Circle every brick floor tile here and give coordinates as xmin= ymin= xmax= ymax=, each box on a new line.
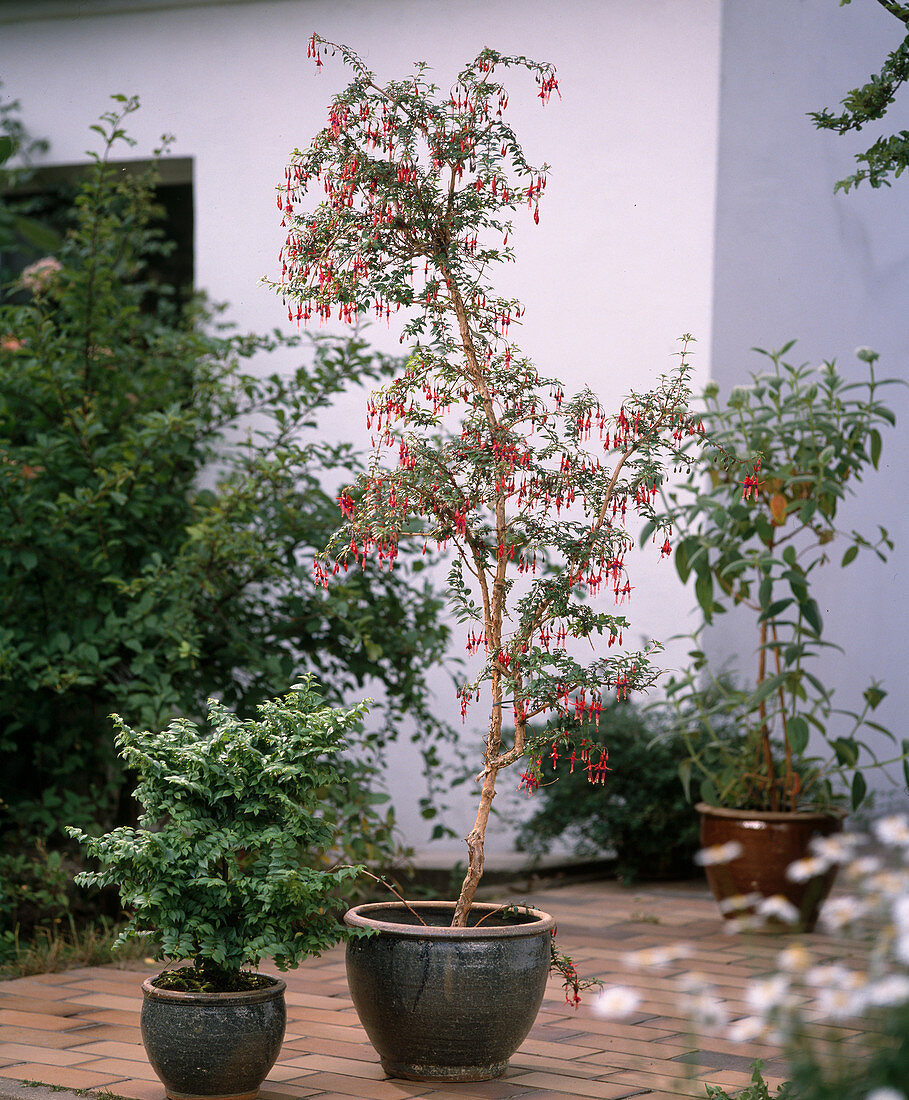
xmin=280 ymin=1053 xmax=391 ymax=1078
xmin=0 ymin=978 xmax=83 ymax=998
xmin=409 ymin=1081 xmax=535 ymax=1098
xmin=0 ymin=1041 xmax=104 ymax=1066
xmin=290 ymin=1072 xmax=427 ymax=1097
xmin=602 ymin=1070 xmax=708 ymax=1096
xmin=517 ymin=1036 xmax=607 ymax=1059
xmin=279 ymin=1034 xmax=380 ymax=1062
xmin=68 ymin=1039 xmax=148 ymax=1060
xmin=0 ymin=1061 xmax=129 ymax=1088
xmin=69 ymin=1008 xmax=140 ymax=1025
xmin=65 ymin=992 xmax=146 ymax=1011
xmin=505 ymin=1072 xmax=644 ymax=1098
xmin=258 ymin=1087 xmax=327 ymax=1099
xmin=81 ymin=1056 xmax=160 ymax=1080
xmin=65 ymin=1023 xmax=145 ymax=1043
xmin=99 ymin=1081 xmax=165 ymax=1100
xmin=0 ymin=1009 xmax=90 ymax=1031
xmin=283 ymin=992 xmax=351 ymax=1010
xmin=263 ymin=1062 xmax=319 ymax=1082
xmin=0 ymin=995 xmax=85 ymax=1016
xmin=0 ymin=1025 xmax=94 ymax=1048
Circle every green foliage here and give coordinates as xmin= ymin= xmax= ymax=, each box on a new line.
xmin=516 ymin=701 xmax=701 ymax=882
xmin=660 ymin=344 xmax=902 ymax=811
xmin=705 ymin=1060 xmax=794 ymax=1099
xmin=0 ymin=93 xmax=453 ymax=890
xmin=68 ymin=679 xmax=365 ymax=988
xmin=810 ymin=3 xmax=909 ymax=191
xmin=274 ymin=38 xmax=707 ymax=919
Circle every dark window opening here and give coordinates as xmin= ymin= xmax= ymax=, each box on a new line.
xmin=1 ymin=156 xmax=194 ymax=306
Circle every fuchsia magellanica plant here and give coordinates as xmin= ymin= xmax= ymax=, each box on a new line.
xmin=270 ymin=35 xmax=711 ymax=925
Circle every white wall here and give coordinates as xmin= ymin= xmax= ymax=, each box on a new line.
xmin=710 ymin=0 xmax=909 ymax=805
xmin=0 ymin=0 xmax=724 ymax=849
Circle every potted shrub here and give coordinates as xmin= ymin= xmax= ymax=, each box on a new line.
xmin=658 ymin=343 xmax=904 ymax=929
xmin=270 ymin=36 xmax=709 ymax=1080
xmin=67 ymin=679 xmax=366 ymax=1100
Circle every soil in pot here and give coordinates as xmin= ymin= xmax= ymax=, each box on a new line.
xmin=140 ymin=973 xmax=286 ymax=1100
xmin=697 ymin=802 xmax=843 ymax=932
xmin=344 ymin=901 xmax=555 ymax=1082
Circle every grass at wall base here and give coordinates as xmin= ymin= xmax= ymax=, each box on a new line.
xmin=0 ymin=93 xmax=455 ymax=965
xmin=270 ymin=35 xmax=713 ymax=1080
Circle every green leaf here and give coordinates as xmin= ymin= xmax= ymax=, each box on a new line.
xmin=787 ymin=716 xmax=810 ymax=755
xmin=759 ymin=598 xmax=794 ymax=623
xmin=675 ymin=538 xmax=693 ymax=584
xmin=863 ymin=685 xmax=886 ymax=709
xmin=902 ymin=740 xmax=909 ymax=790
xmin=841 ymin=544 xmax=859 ymax=567
xmin=851 ymin=770 xmax=867 ymax=811
xmin=801 ymin=599 xmax=822 ymax=635
xmin=758 ymin=576 xmax=773 ymax=611
xmin=870 ymin=428 xmax=882 ymax=469
xmin=694 ymin=571 xmax=714 ymax=621
xmin=832 ymin=738 xmax=859 ymax=767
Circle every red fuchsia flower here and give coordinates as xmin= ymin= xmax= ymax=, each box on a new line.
xmin=742 ymin=470 xmax=762 ymax=500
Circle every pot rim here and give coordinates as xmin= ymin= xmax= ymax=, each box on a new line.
xmin=141 ymin=973 xmax=286 ymax=1005
xmin=695 ymin=801 xmax=845 ymax=824
xmin=344 ymin=900 xmax=556 ymax=939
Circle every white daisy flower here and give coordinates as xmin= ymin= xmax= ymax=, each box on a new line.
xmin=623 ymin=944 xmax=692 ymax=969
xmin=777 ymin=943 xmax=811 ymax=972
xmin=816 ymin=983 xmax=865 ymax=1021
xmin=844 ymin=855 xmax=882 ymax=879
xmin=593 ymin=985 xmax=641 ymax=1019
xmin=757 ymin=894 xmax=801 ymax=925
xmin=695 ymin=841 xmax=743 ymax=866
xmin=873 ymin=814 xmax=909 ymax=848
xmin=866 ymin=974 xmax=909 ymax=1007
xmin=746 ymin=974 xmax=790 ymax=1015
xmin=818 ymin=895 xmax=867 ymax=932
xmin=718 ymin=892 xmax=761 ymax=915
xmin=868 ymin=870 xmax=909 ymax=900
xmin=810 ymin=833 xmax=859 ymax=863
xmin=786 ymin=855 xmax=829 ymax=882
xmin=678 ymin=973 xmax=728 ymax=1030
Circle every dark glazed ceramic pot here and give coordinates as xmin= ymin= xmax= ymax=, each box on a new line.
xmin=140 ymin=975 xmax=286 ymax=1100
xmin=344 ymin=901 xmax=555 ymax=1082
xmin=697 ymin=802 xmax=843 ymax=931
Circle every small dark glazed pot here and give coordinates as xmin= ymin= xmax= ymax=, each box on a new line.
xmin=140 ymin=975 xmax=286 ymax=1100
xmin=697 ymin=802 xmax=843 ymax=932
xmin=344 ymin=901 xmax=555 ymax=1082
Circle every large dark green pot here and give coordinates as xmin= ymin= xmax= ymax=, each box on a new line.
xmin=140 ymin=975 xmax=286 ymax=1100
xmin=344 ymin=900 xmax=555 ymax=1082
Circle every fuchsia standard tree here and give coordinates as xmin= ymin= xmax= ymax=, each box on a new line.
xmin=272 ymin=36 xmax=709 ymax=926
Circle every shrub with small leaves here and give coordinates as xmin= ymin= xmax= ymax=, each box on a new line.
xmin=67 ymin=679 xmax=366 ymax=990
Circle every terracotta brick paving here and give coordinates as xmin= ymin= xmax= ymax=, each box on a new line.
xmin=0 ymin=878 xmax=867 ymax=1098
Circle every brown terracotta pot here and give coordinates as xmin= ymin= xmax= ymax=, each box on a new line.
xmin=696 ymin=802 xmax=843 ymax=932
